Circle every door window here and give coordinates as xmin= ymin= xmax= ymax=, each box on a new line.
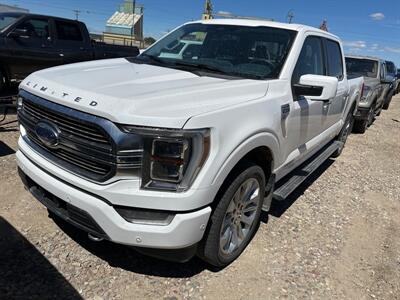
xmin=292 ymin=36 xmax=325 ymax=84
xmin=16 ymin=18 xmax=49 ymax=39
xmin=326 ymin=39 xmax=344 ymax=80
xmin=55 ymin=20 xmax=83 ymax=41
xmin=380 ymin=63 xmax=386 ymax=81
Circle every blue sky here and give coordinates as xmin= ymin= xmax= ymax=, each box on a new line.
xmin=4 ymin=0 xmax=400 ymax=65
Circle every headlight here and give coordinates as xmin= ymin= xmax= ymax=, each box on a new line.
xmin=122 ymin=126 xmax=210 ymax=192
xmin=360 ymin=86 xmax=371 ymax=102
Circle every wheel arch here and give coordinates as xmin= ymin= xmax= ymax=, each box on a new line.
xmin=211 ymin=132 xmax=279 ymax=189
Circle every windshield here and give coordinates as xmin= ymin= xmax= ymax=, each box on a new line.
xmin=0 ymin=13 xmax=21 ymax=31
xmin=134 ymin=23 xmax=297 ymax=79
xmin=346 ymin=58 xmax=378 ymax=78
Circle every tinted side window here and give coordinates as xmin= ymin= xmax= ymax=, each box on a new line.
xmin=386 ymin=62 xmax=396 ymax=74
xmin=380 ymin=63 xmax=386 ymax=80
xmin=292 ymin=36 xmax=325 ymax=84
xmin=55 ymin=21 xmax=83 ymax=41
xmin=16 ymin=18 xmax=49 ymax=39
xmin=326 ymin=39 xmax=344 ymax=80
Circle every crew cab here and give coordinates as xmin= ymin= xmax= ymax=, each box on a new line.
xmin=0 ymin=13 xmax=139 ymax=92
xmin=345 ymin=55 xmax=387 ymax=133
xmin=17 ymin=19 xmax=363 ymax=267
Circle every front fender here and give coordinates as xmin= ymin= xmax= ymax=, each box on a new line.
xmin=212 ymin=132 xmax=279 ymax=186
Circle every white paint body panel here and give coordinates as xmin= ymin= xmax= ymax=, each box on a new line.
xmin=17 ymin=19 xmax=363 ymax=249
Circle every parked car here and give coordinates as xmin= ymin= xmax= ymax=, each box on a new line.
xmin=0 ymin=12 xmax=139 ymax=92
xmin=345 ymin=55 xmax=387 ymax=133
xmin=17 ymin=19 xmax=363 ymax=267
xmin=382 ymin=60 xmax=397 ymax=109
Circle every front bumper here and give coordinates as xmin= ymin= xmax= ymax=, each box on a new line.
xmin=354 ymin=107 xmax=371 ymax=120
xmin=17 ymin=149 xmax=212 ymax=249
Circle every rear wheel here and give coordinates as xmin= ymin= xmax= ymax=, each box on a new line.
xmin=198 ymin=162 xmax=266 ymax=267
xmin=332 ymin=111 xmax=354 ymax=158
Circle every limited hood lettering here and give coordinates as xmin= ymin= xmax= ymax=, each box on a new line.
xmin=24 ymin=81 xmax=100 ymax=109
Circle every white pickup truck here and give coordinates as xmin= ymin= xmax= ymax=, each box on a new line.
xmin=17 ymin=19 xmax=363 ymax=267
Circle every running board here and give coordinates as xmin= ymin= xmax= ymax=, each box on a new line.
xmin=273 ymin=141 xmax=341 ymax=201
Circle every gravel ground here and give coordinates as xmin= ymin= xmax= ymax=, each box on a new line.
xmin=1 ymin=96 xmax=400 ymax=300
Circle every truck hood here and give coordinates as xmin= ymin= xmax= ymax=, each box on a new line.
xmin=21 ymin=58 xmax=269 ymax=128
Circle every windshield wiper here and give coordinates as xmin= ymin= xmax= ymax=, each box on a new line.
xmin=140 ymin=54 xmax=167 ymax=64
xmin=170 ymin=61 xmax=246 ymax=78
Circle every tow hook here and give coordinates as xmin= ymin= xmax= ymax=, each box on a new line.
xmin=88 ymin=233 xmax=104 ymax=242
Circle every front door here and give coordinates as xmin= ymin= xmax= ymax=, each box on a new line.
xmin=288 ymin=35 xmax=327 ymax=158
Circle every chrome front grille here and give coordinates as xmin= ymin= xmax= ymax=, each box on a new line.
xmin=18 ymin=90 xmax=143 ymax=182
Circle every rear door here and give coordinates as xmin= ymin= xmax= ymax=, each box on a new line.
xmin=53 ymin=19 xmax=92 ymax=64
xmin=6 ymin=16 xmax=59 ymax=79
xmin=324 ymin=38 xmax=348 ymax=128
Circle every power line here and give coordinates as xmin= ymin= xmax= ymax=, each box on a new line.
xmin=73 ymin=9 xmax=81 ymax=20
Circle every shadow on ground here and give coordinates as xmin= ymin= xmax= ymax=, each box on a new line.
xmin=267 ymin=158 xmax=335 ymax=218
xmin=53 ymin=217 xmax=211 ymax=278
xmin=0 ymin=217 xmax=82 ymax=300
xmin=0 ymin=141 xmax=16 ymax=157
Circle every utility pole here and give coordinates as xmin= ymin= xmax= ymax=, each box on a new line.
xmin=202 ymin=0 xmax=213 ymax=20
xmin=287 ymin=10 xmax=294 ymax=23
xmin=73 ymin=9 xmax=81 ymax=20
xmin=319 ymin=19 xmax=328 ymax=31
xmin=131 ymin=0 xmax=136 ymax=47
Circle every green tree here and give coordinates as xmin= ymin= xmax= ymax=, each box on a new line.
xmin=144 ymin=37 xmax=156 ymax=45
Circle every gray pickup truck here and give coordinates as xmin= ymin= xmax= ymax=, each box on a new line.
xmin=345 ymin=55 xmax=389 ymax=133
xmin=382 ymin=60 xmax=397 ymax=109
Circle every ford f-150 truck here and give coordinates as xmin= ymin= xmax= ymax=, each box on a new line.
xmin=0 ymin=13 xmax=139 ymax=92
xmin=17 ymin=19 xmax=363 ymax=267
xmin=345 ymin=55 xmax=387 ymax=133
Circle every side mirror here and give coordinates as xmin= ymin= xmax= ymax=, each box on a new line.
xmin=294 ymin=74 xmax=338 ymax=101
xmin=8 ymin=28 xmax=29 ymax=38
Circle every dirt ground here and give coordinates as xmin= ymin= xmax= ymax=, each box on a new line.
xmin=1 ymin=95 xmax=400 ymax=300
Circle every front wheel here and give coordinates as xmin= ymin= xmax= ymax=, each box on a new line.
xmin=332 ymin=111 xmax=354 ymax=158
xmin=353 ymin=105 xmax=374 ymax=134
xmin=198 ymin=162 xmax=266 ymax=267
xmin=382 ymin=93 xmax=393 ymax=110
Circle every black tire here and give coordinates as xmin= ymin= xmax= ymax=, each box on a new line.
xmin=332 ymin=111 xmax=354 ymax=158
xmin=198 ymin=162 xmax=266 ymax=267
xmin=352 ymin=104 xmax=375 ymax=134
xmin=382 ymin=93 xmax=393 ymax=110
xmin=353 ymin=119 xmax=367 ymax=134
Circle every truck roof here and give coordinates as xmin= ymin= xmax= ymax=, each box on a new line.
xmin=345 ymin=54 xmax=381 ymax=62
xmin=1 ymin=12 xmax=85 ymax=26
xmin=188 ymin=18 xmax=340 ymax=40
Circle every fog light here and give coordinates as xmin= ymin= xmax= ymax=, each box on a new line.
xmin=17 ymin=97 xmax=23 ymax=111
xmin=115 ymin=206 xmax=175 ymax=226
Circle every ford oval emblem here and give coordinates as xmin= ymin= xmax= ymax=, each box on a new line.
xmin=35 ymin=121 xmax=60 ymax=149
